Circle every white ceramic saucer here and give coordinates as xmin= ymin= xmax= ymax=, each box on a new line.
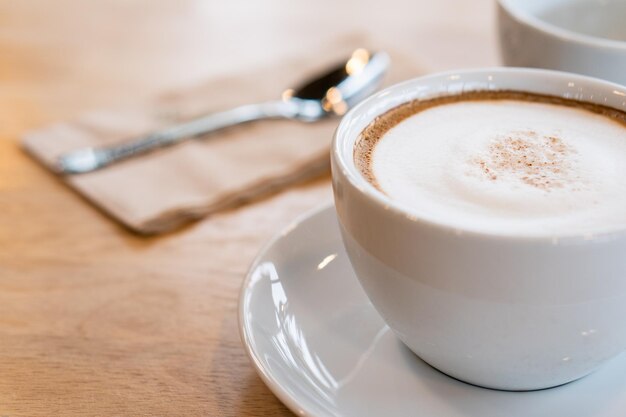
xmin=238 ymin=204 xmax=626 ymax=417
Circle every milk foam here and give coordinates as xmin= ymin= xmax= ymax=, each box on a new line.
xmin=370 ymin=99 xmax=626 ymax=236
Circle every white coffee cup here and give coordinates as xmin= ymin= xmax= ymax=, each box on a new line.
xmin=331 ymin=68 xmax=626 ymax=391
xmin=497 ymin=0 xmax=626 ymax=86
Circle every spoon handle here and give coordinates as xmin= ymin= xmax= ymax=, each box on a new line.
xmin=56 ymin=100 xmax=298 ymax=174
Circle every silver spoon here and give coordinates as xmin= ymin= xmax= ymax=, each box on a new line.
xmin=56 ymin=49 xmax=390 ymax=174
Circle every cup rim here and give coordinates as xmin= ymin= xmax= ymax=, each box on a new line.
xmin=498 ymin=0 xmax=626 ymax=51
xmin=332 ymin=67 xmax=626 ymax=243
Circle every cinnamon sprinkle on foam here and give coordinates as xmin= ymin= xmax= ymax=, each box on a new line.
xmin=472 ymin=131 xmax=576 ymax=191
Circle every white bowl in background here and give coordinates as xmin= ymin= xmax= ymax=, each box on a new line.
xmin=498 ymin=0 xmax=626 ymax=86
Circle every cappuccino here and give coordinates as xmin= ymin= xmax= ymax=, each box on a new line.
xmin=355 ymin=91 xmax=626 ymax=236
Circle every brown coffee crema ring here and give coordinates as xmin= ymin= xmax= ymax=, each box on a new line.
xmin=354 ymin=90 xmax=626 ymax=192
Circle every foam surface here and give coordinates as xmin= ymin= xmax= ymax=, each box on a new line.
xmin=368 ymin=99 xmax=626 ymax=236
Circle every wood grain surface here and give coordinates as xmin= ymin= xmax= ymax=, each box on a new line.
xmin=0 ymin=1 xmax=496 ymax=415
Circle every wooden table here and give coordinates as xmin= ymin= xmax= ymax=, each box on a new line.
xmin=0 ymin=1 xmax=496 ymax=415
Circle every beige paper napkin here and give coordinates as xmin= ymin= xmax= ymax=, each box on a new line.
xmin=22 ymin=40 xmax=422 ymax=234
